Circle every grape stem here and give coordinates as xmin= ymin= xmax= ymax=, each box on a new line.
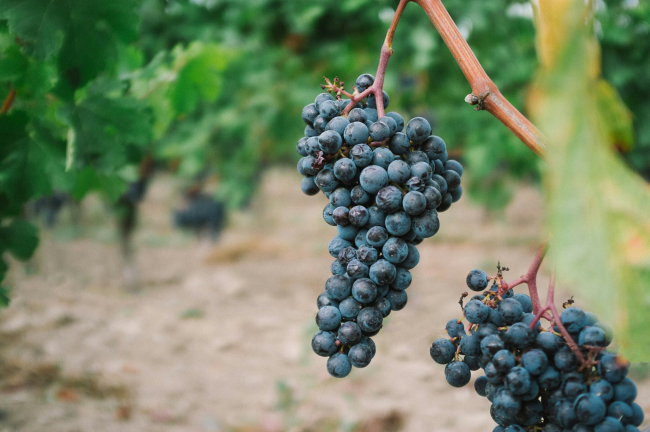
xmin=412 ymin=0 xmax=546 ymax=157
xmin=1 ymin=88 xmax=16 ymax=114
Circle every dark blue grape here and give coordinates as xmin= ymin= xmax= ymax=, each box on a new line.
xmin=445 ymin=361 xmax=471 ymax=387
xmin=356 ymin=74 xmax=374 ymax=92
xmin=598 ymin=354 xmax=629 ymax=384
xmin=386 ymin=288 xmax=407 ymax=310
xmin=364 ymin=108 xmax=378 ymax=122
xmin=344 ymin=122 xmax=370 ymax=145
xmin=371 ymin=296 xmax=391 ymax=317
xmin=521 ymin=313 xmax=541 ymax=330
xmin=450 ymin=186 xmax=463 ymax=203
xmin=402 ymin=191 xmax=427 ymax=216
xmin=477 ymin=323 xmax=498 ymax=339
xmin=338 ymin=248 xmax=359 ymax=267
xmin=301 ymin=176 xmax=320 ymax=195
xmin=405 ymin=117 xmax=431 ymax=143
xmin=499 ymin=298 xmax=524 ymax=325
xmin=326 ymin=116 xmax=350 ymax=135
xmin=297 ymin=157 xmax=309 ymax=176
xmin=464 ymin=299 xmax=490 ymax=324
xmin=613 ymin=378 xmax=636 ymax=404
xmin=474 ymin=375 xmax=488 ymax=396
xmin=385 ymin=211 xmax=412 ymax=236
xmin=493 ymin=389 xmax=522 ymax=417
xmin=459 ymin=333 xmax=481 ymax=356
xmin=594 ymin=417 xmax=624 ymax=432
xmin=411 ymin=161 xmax=433 ymax=181
xmin=350 ymin=185 xmax=370 ymax=205
xmin=400 ymin=244 xmax=420 ymax=269
xmin=444 ymin=159 xmax=463 ymax=176
xmin=506 ymin=366 xmax=531 ymax=395
xmin=446 ymin=319 xmax=466 ymax=338
xmin=538 ymin=366 xmax=561 ymax=390
xmin=406 ymin=150 xmax=429 ymax=166
xmin=339 ymin=297 xmax=363 ymax=321
xmin=405 ymin=176 xmax=425 ymax=192
xmin=353 ymin=229 xmax=368 ymax=250
xmin=296 ymin=137 xmax=309 ymax=156
xmin=390 ymin=267 xmax=411 ymax=290
xmin=521 ymin=349 xmax=548 ymax=376
xmin=369 ymin=121 xmax=390 ymax=141
xmin=319 ymin=99 xmax=339 ymax=120
xmin=359 ymin=165 xmax=389 ymax=194
xmin=332 ymin=206 xmax=350 ymax=226
xmin=383 ymin=112 xmax=403 ymax=132
xmin=356 ymin=307 xmax=383 ymax=333
xmin=630 ymin=403 xmax=643 ymax=426
xmin=442 ymin=169 xmax=461 ymax=190
xmin=375 ymin=185 xmax=403 ymax=213
xmin=372 ymin=147 xmax=394 ymax=170
xmin=388 ymin=132 xmax=411 ymax=155
xmin=381 ymin=238 xmax=407 ymax=265
xmin=316 ymin=305 xmax=342 ymax=331
xmin=323 ymin=203 xmax=336 ymax=226
xmin=315 ymin=92 xmax=335 ymax=110
xmin=607 ymin=401 xmax=633 ymax=425
xmin=536 ymin=331 xmax=561 ymax=354
xmin=305 ymin=124 xmax=318 ymax=137
xmin=430 ymin=338 xmax=456 ymax=364
xmin=327 ymin=353 xmax=351 ymax=378
xmin=411 ymin=209 xmax=439 ymax=238
xmin=315 ymin=168 xmax=339 ymax=192
xmin=328 ymin=236 xmax=352 ymax=257
xmin=563 ymin=376 xmax=588 ymax=401
xmin=431 ymin=173 xmax=448 ymax=195
xmin=466 ymin=269 xmax=488 ymax=291
xmin=579 ymin=326 xmax=607 ymax=347
xmin=493 ymin=349 xmax=516 ymax=373
xmin=436 ymin=193 xmax=453 ymax=212
xmin=368 ymin=259 xmax=396 ymax=286
xmin=522 ymin=380 xmax=540 ymax=401
xmin=590 ymin=379 xmax=614 ymax=402
xmin=333 ymin=159 xmax=357 ymax=184
xmin=348 ymin=343 xmax=373 ymax=368
xmin=312 ymin=330 xmax=338 ymax=357
xmin=330 ymin=188 xmax=352 ymax=208
xmin=555 ymin=347 xmax=579 ymax=372
xmin=313 ymin=115 xmax=328 ymax=133
xmin=357 ymin=336 xmax=376 ymax=358
xmin=367 ymin=90 xmax=390 ymax=109
xmin=318 ymin=291 xmax=339 ymax=308
xmin=377 ymin=115 xmax=397 ymax=136
xmin=366 ymin=205 xmax=386 ymax=228
xmin=348 ymin=107 xmax=368 ymax=123
xmin=302 ymin=103 xmax=319 ymax=125
xmin=366 ymin=226 xmax=388 ymax=248
xmin=481 ymin=334 xmax=505 ymax=356
xmin=338 ymin=321 xmax=362 ymax=345
xmin=356 ymin=245 xmax=378 ymax=265
xmin=347 ymin=259 xmax=369 ymax=280
xmin=504 ymin=323 xmax=535 ymax=349
xmin=422 ymin=186 xmax=442 ymax=210
xmin=349 ymin=205 xmax=369 ymax=227
xmin=489 ymin=308 xmax=506 ymax=326
xmin=512 ymin=293 xmax=533 ymax=313
xmin=625 ymin=426 xmax=641 ymax=432
xmin=561 ymin=307 xmax=587 ymax=333
xmin=325 ymin=274 xmax=352 ymax=302
xmin=351 ymin=278 xmax=377 ymax=304
xmin=337 ymin=224 xmax=359 ymax=242
xmin=387 ymin=160 xmax=411 ymax=183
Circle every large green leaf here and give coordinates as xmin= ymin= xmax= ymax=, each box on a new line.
xmin=0 ymin=0 xmax=140 ymax=87
xmin=531 ymin=0 xmax=650 ymax=361
xmin=0 ymin=219 xmax=39 ymax=261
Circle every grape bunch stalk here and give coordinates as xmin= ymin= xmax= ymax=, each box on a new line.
xmin=430 ymin=248 xmax=644 ymax=432
xmin=297 ymin=73 xmax=464 ymax=378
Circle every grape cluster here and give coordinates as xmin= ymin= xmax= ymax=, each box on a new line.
xmin=299 ymin=73 xmax=464 ymax=378
xmin=430 ymin=269 xmax=644 ymax=432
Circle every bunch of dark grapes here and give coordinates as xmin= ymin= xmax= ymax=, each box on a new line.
xmin=430 ymin=268 xmax=644 ymax=432
xmin=298 ymin=73 xmax=464 ymax=378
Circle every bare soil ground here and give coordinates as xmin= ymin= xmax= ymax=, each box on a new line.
xmin=0 ymin=168 xmax=648 ymax=432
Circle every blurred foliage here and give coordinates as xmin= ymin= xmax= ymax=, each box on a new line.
xmin=530 ymin=0 xmax=650 ymax=361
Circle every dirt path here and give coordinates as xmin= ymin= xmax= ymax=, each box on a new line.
xmin=0 ymin=168 xmax=647 ymax=432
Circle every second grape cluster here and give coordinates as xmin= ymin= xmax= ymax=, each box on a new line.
xmin=298 ymin=73 xmax=464 ymax=378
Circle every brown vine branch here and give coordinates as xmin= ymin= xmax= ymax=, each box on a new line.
xmin=1 ymin=88 xmax=16 ymax=114
xmin=413 ymin=0 xmax=547 ymax=158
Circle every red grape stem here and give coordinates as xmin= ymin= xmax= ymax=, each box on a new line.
xmin=413 ymin=0 xmax=546 ymax=157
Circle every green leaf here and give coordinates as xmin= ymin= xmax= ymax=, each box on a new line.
xmin=0 ymin=44 xmax=28 ymax=82
xmin=0 ymin=285 xmax=9 ymax=308
xmin=167 ymin=42 xmax=231 ymax=115
xmin=0 ymin=0 xmax=140 ymax=88
xmin=531 ymin=0 xmax=650 ymax=361
xmin=0 ymin=219 xmax=39 ymax=261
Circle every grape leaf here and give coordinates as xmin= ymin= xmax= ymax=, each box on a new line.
xmin=0 ymin=0 xmax=140 ymax=88
xmin=0 ymin=219 xmax=39 ymax=261
xmin=167 ymin=42 xmax=231 ymax=115
xmin=530 ymin=0 xmax=650 ymax=361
